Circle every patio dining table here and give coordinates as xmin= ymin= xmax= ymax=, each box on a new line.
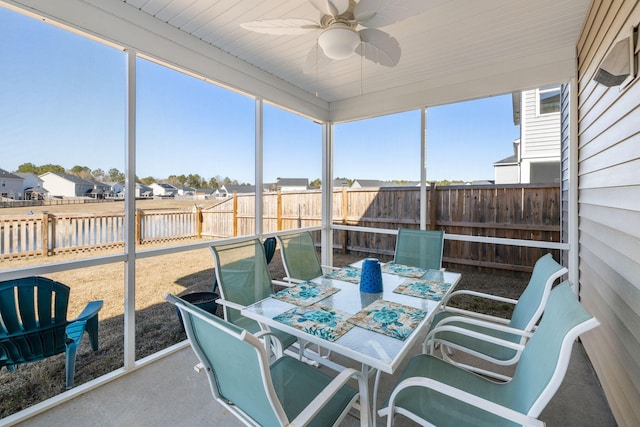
xmin=241 ymin=259 xmax=462 ymax=422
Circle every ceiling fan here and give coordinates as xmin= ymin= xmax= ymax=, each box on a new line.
xmin=240 ymin=0 xmax=448 ymax=72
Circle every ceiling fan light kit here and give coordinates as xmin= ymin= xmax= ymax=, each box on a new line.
xmin=241 ymin=0 xmax=445 ymax=71
xmin=318 ymin=24 xmax=361 ymax=60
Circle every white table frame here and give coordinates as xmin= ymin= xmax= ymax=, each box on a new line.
xmin=241 ymin=261 xmax=461 ymax=422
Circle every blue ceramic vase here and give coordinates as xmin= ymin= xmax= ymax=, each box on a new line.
xmin=360 ymin=258 xmax=383 ymax=293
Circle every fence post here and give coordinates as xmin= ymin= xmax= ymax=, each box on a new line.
xmin=41 ymin=212 xmax=50 ymax=256
xmin=277 ymin=190 xmax=282 ymax=231
xmin=429 ymin=182 xmax=437 ymax=230
xmin=233 ymin=192 xmax=238 ymax=237
xmin=342 ymin=187 xmax=348 ymax=254
xmin=136 ymin=209 xmax=142 ymax=244
xmin=195 ymin=207 xmax=203 ymax=238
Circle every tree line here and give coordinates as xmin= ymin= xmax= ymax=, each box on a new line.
xmin=15 ymin=163 xmax=242 ymax=189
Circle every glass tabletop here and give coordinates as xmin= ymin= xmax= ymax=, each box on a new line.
xmin=241 ymin=261 xmax=461 ymax=373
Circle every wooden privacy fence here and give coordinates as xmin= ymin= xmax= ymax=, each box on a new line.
xmin=0 ymin=209 xmax=195 ymax=258
xmin=201 ymin=184 xmax=561 ymax=272
xmin=1 ymin=184 xmax=561 ymax=271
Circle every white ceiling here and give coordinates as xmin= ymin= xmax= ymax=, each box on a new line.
xmin=6 ymin=0 xmax=592 ymax=122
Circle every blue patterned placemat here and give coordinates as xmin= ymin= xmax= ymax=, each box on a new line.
xmin=347 ymin=299 xmax=427 ymax=341
xmin=381 ymin=262 xmax=427 ymax=278
xmin=273 ymin=305 xmax=354 ymax=342
xmin=272 ymin=281 xmax=340 ymax=307
xmin=392 ymin=278 xmax=452 ymax=301
xmin=323 ymin=266 xmax=361 ymax=284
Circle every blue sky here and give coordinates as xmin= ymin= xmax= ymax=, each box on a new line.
xmin=0 ymin=7 xmax=519 ymax=185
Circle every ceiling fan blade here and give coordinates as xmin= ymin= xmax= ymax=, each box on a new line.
xmin=355 ymin=0 xmax=450 ymax=28
xmin=356 ymin=28 xmax=401 ymax=67
xmin=309 ymin=0 xmax=350 ymax=17
xmin=240 ymin=19 xmax=320 ymax=35
xmin=303 ymin=44 xmax=336 ymax=74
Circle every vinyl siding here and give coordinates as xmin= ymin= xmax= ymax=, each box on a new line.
xmin=520 ymin=89 xmax=562 ymax=159
xmin=577 ymin=1 xmax=640 ymax=425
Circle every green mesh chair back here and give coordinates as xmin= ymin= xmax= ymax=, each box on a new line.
xmin=381 ymin=282 xmax=599 ymax=426
xmin=0 ymin=276 xmax=103 ymax=388
xmin=211 ymin=237 xmax=277 ymax=293
xmin=427 ymin=253 xmax=567 ymax=365
xmin=167 ymin=294 xmax=364 ymax=427
xmin=170 ymin=294 xmax=287 ymax=426
xmin=508 ymin=253 xmax=567 ymax=331
xmin=276 ymin=232 xmax=323 ymax=281
xmin=394 ymin=228 xmax=444 ymax=270
xmin=504 ymin=282 xmax=598 ymax=416
xmin=210 ymin=239 xmax=273 ymax=327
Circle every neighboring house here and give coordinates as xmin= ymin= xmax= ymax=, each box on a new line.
xmin=333 ymin=179 xmax=349 ymax=188
xmin=103 ymin=181 xmax=124 ymax=198
xmin=86 ymin=179 xmax=112 ymax=199
xmin=0 ymin=168 xmax=24 ymax=200
xmin=15 ymin=172 xmax=48 ymax=200
xmin=275 ymin=178 xmax=308 ymax=191
xmin=135 ymin=183 xmax=153 ymax=198
xmin=494 ymin=87 xmax=561 ymax=184
xmin=39 ymin=172 xmax=95 ymax=198
xmin=194 ymin=188 xmax=216 ymax=200
xmin=351 ymin=179 xmax=414 ymax=188
xmin=149 ymin=182 xmax=178 ymax=197
xmin=218 ymin=184 xmax=257 ymax=198
xmin=177 ymin=185 xmax=195 ymax=196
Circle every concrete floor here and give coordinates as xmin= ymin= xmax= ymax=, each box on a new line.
xmin=16 ymin=338 xmax=616 ymax=427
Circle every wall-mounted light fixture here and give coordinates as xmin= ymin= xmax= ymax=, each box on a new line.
xmin=593 ymin=25 xmax=638 ymax=88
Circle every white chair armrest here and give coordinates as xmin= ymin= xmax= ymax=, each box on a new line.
xmin=214 ymin=298 xmax=245 ymax=311
xmin=380 ymin=376 xmax=544 ymax=427
xmin=424 ymin=315 xmax=531 ymax=354
xmin=442 ymin=289 xmax=518 ymax=306
xmin=293 ymin=368 xmax=370 ymax=427
xmin=254 ymin=330 xmax=284 ymax=358
xmin=281 ymin=276 xmax=305 ymax=284
xmin=271 ymin=279 xmax=295 ymax=288
xmin=440 ymin=306 xmax=511 ymax=325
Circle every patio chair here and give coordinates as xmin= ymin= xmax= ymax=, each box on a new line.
xmin=209 ymin=239 xmax=299 ymax=353
xmin=276 ymin=231 xmax=338 ymax=282
xmin=166 ymin=293 xmax=370 ymax=427
xmin=423 ymin=253 xmax=567 ymax=379
xmin=394 ymin=228 xmax=444 ymax=270
xmin=0 ymin=276 xmax=103 ymax=389
xmin=211 ymin=236 xmax=276 ymax=293
xmin=379 ymin=282 xmax=599 ymax=427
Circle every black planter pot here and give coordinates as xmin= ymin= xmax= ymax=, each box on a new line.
xmin=175 ymin=292 xmax=219 ymax=332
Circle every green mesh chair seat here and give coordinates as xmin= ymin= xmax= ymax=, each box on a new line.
xmin=0 ymin=276 xmax=103 ymax=388
xmin=276 ymin=231 xmax=323 ymax=282
xmin=425 ymin=253 xmax=568 ymax=372
xmin=394 ymin=228 xmax=444 ymax=270
xmin=380 ymin=283 xmax=599 ymax=426
xmin=166 ymin=294 xmax=370 ymax=427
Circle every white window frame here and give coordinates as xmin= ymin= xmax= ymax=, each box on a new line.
xmin=536 ymin=86 xmax=561 ymax=116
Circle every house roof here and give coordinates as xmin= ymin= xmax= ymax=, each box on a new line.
xmin=41 ymin=172 xmax=95 ymax=186
xmin=276 ymin=178 xmax=309 ymax=187
xmin=353 ymin=179 xmax=399 ymax=188
xmin=494 ymin=154 xmax=519 ymax=165
xmin=222 ymin=184 xmax=256 ymax=194
xmin=0 ymin=168 xmax=22 ymax=180
xmin=23 ymin=1 xmax=591 ymax=123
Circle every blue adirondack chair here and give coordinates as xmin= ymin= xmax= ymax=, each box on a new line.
xmin=0 ymin=277 xmax=103 ymax=389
